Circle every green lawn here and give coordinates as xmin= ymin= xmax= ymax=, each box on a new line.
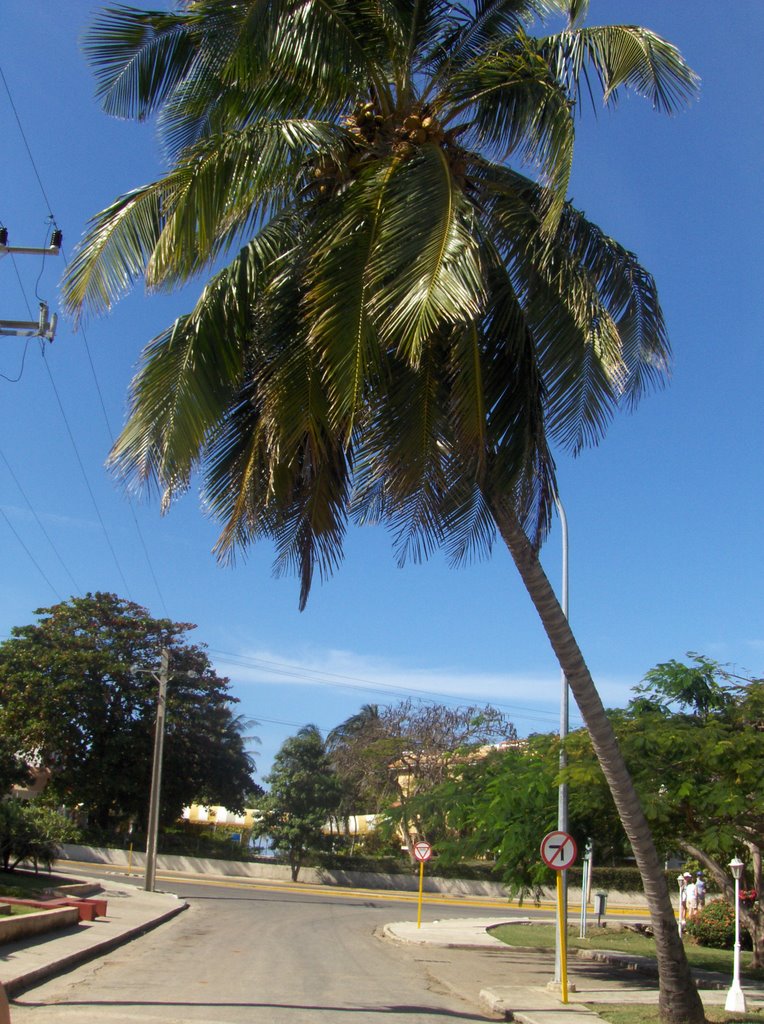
xmin=4 ymin=904 xmax=44 ymax=917
xmin=0 ymin=868 xmax=78 ymax=900
xmin=589 ymin=1004 xmax=764 ymax=1024
xmin=490 ymin=924 xmax=764 ymax=983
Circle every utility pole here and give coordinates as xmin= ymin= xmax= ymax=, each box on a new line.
xmin=144 ymin=648 xmax=170 ymax=893
xmin=0 ymin=226 xmax=61 ymax=341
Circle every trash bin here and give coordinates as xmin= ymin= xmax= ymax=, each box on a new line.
xmin=594 ymin=891 xmax=607 ymax=924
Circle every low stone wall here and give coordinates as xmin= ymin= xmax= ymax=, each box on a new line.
xmin=0 ymin=906 xmax=79 ymax=943
xmin=60 ymin=844 xmax=656 ymax=907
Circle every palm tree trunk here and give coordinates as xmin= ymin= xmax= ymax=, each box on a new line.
xmin=492 ymin=502 xmax=704 ymax=1024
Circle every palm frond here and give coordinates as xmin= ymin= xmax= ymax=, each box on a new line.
xmin=542 ymin=25 xmax=700 ymax=113
xmin=451 ymin=37 xmax=574 ymax=233
xmin=424 ymin=0 xmax=552 ymax=97
xmin=303 ymin=167 xmax=396 ymax=438
xmin=150 ymin=118 xmax=352 ymax=285
xmin=351 ymin=337 xmax=454 ymax=567
xmin=368 ymin=146 xmax=485 ymax=364
xmin=83 ymin=4 xmax=201 ymax=119
xmin=108 ymin=216 xmax=300 ymax=495
xmin=61 ymin=184 xmax=163 ymax=318
xmin=482 ymin=164 xmax=669 ymax=453
xmin=439 ymin=478 xmax=497 ymax=569
xmin=244 ymin=0 xmax=394 ymax=113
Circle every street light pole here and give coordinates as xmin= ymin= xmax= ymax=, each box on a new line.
xmin=725 ymin=856 xmax=746 ymax=1012
xmin=144 ymin=648 xmax=170 ymax=893
xmin=554 ymin=496 xmax=569 ymax=987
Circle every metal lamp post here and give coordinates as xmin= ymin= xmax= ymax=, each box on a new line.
xmin=554 ymin=496 xmax=569 ymax=988
xmin=725 ymin=856 xmax=746 ymax=1012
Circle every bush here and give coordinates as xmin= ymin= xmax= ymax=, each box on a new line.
xmin=686 ymin=898 xmax=752 ymax=950
xmin=0 ymin=800 xmax=80 ymax=872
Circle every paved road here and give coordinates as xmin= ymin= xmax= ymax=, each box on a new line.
xmin=8 ymin=876 xmax=518 ymax=1022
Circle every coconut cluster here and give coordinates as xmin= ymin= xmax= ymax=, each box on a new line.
xmin=309 ymin=103 xmax=470 ymax=197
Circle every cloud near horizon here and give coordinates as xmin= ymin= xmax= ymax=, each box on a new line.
xmin=212 ymin=645 xmax=638 ymax=734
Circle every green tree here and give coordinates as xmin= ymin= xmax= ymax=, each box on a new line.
xmin=63 ymin=3 xmax=702 ymax=1019
xmin=326 ymin=704 xmax=394 ymax=833
xmin=409 ymin=731 xmax=630 ymax=896
xmin=0 ymin=593 xmax=256 ymax=829
xmin=329 ymin=699 xmax=514 ymax=856
xmin=255 ymin=725 xmax=341 ymax=880
xmin=0 ymin=801 xmax=80 ymax=873
xmin=564 ymin=657 xmax=764 ymax=967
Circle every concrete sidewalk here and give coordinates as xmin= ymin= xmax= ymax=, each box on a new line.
xmin=2 ymin=869 xmax=763 ymax=1024
xmin=383 ymin=917 xmax=764 ymax=1022
xmin=0 ymin=873 xmax=186 ymax=997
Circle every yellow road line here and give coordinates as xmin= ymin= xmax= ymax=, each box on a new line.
xmin=61 ymin=859 xmax=650 ymax=917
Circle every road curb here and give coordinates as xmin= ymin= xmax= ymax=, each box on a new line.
xmin=4 ymin=897 xmax=188 ymax=997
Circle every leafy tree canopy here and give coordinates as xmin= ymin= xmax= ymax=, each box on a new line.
xmin=0 ymin=593 xmax=257 ymax=830
xmin=62 ymin=0 xmax=699 ymax=608
xmin=566 ymin=656 xmax=764 ymax=965
xmin=255 ymin=724 xmax=342 ymax=879
xmin=328 ymin=698 xmax=515 ymax=856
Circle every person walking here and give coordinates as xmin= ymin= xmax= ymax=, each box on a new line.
xmin=684 ymin=872 xmax=698 ymax=921
xmin=678 ymin=873 xmax=688 ymax=935
xmin=695 ymin=871 xmax=706 ymax=910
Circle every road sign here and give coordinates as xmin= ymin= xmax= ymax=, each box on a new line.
xmin=540 ymin=830 xmax=578 ymax=870
xmin=413 ymin=840 xmax=433 ymax=863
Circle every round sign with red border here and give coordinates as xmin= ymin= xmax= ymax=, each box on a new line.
xmin=413 ymin=841 xmax=433 ymax=862
xmin=540 ymin=830 xmax=577 ymax=870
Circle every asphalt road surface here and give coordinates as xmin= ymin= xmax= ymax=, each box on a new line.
xmin=9 ymin=874 xmax=526 ymax=1023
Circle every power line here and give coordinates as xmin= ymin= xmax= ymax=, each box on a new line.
xmin=67 ymin=249 xmax=170 ymax=618
xmin=0 ymin=506 xmax=61 ymax=601
xmin=0 ymin=448 xmax=82 ymax=595
xmin=209 ymin=647 xmax=581 ymax=728
xmin=0 ymin=59 xmax=170 ymax=616
xmin=38 ymin=352 xmax=134 ymax=599
xmin=0 ymin=66 xmax=57 ymax=220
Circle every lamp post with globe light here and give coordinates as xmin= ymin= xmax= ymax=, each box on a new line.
xmin=725 ymin=856 xmax=746 ymax=1013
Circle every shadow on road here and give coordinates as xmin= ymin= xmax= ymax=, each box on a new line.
xmin=14 ymin=997 xmax=491 ymax=1019
xmin=177 ymin=892 xmax=387 ymax=908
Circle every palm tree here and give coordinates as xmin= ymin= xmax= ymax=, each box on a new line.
xmin=63 ymin=2 xmax=702 ymax=1019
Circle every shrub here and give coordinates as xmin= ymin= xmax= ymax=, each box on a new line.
xmin=686 ymin=898 xmax=752 ymax=950
xmin=0 ymin=800 xmax=80 ymax=872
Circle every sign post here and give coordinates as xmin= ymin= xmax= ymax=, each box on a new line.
xmin=540 ymin=831 xmax=578 ymax=1003
xmin=413 ymin=841 xmax=433 ymax=928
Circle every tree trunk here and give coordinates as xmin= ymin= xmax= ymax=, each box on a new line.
xmin=493 ymin=503 xmax=704 ymax=1024
xmin=745 ymin=840 xmax=763 ymax=968
xmin=289 ymin=848 xmax=302 ymax=882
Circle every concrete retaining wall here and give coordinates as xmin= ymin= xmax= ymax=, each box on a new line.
xmin=60 ymin=844 xmax=655 ymax=907
xmin=0 ymin=906 xmax=79 ymax=943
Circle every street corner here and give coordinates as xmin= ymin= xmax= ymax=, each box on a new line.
xmin=381 ymin=917 xmax=529 ymax=948
xmin=478 ymin=986 xmax=610 ymax=1024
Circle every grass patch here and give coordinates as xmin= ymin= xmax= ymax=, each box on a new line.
xmin=0 ymin=869 xmax=80 ymax=899
xmin=4 ymin=904 xmax=45 ymax=917
xmin=490 ymin=924 xmax=764 ymax=983
xmin=588 ymin=1005 xmax=764 ymax=1024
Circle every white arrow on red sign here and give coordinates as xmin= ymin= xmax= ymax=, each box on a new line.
xmin=413 ymin=840 xmax=433 ymax=862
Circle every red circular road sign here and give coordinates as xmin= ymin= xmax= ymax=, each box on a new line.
xmin=413 ymin=841 xmax=433 ymax=862
xmin=540 ymin=830 xmax=578 ymax=870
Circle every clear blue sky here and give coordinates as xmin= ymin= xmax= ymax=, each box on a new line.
xmin=1 ymin=1 xmax=762 ymax=780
